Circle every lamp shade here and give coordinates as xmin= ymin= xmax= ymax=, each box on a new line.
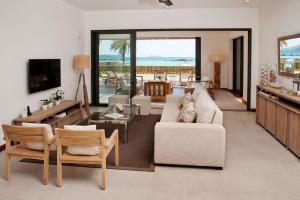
xmin=209 ymin=55 xmax=225 ymax=63
xmin=73 ymin=55 xmax=91 ymax=70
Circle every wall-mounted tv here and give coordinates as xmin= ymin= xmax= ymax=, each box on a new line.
xmin=28 ymin=59 xmax=61 ymax=94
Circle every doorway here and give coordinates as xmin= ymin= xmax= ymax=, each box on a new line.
xmin=232 ymin=36 xmax=244 ymax=98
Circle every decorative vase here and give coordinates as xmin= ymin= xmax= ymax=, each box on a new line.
xmin=41 ymin=105 xmax=48 ymax=110
xmin=54 ymin=100 xmax=61 ymax=106
xmin=48 ymin=102 xmax=53 ymax=109
xmin=260 ymin=67 xmax=269 ymax=86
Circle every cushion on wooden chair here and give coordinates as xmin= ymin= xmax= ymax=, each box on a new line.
xmin=22 ymin=123 xmax=55 ymax=151
xmin=64 ymin=125 xmax=100 ymax=156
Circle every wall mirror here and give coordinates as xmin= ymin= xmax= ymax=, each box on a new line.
xmin=278 ymin=33 xmax=300 ymax=77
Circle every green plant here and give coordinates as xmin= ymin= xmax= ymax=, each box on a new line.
xmin=40 ymin=96 xmax=53 ymax=105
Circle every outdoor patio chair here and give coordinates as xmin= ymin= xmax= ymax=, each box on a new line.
xmin=105 ymin=70 xmax=119 ymax=86
xmin=154 ymin=69 xmax=168 ymax=81
xmin=115 ymin=75 xmax=130 ymax=95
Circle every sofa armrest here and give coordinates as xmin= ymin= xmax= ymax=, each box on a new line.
xmin=166 ymin=95 xmax=184 ymax=104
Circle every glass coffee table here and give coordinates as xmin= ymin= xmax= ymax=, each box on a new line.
xmin=89 ymin=104 xmax=140 ymax=143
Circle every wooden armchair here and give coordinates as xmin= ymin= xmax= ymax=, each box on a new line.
xmin=55 ymin=128 xmax=119 ymax=190
xmin=144 ymin=81 xmax=172 ymax=102
xmin=2 ymin=125 xmax=52 ymax=185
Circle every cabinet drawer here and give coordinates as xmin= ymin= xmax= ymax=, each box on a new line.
xmin=257 ymin=95 xmax=266 ymax=127
xmin=275 ymin=105 xmax=288 ymax=145
xmin=288 ymin=112 xmax=300 ymax=157
xmin=265 ymin=100 xmax=276 ymax=135
xmin=68 ymin=111 xmax=82 ymax=124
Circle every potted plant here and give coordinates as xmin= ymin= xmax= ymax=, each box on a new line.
xmin=53 ymin=90 xmax=65 ymax=106
xmin=47 ymin=96 xmax=54 ymax=108
xmin=40 ymin=99 xmax=49 ymax=110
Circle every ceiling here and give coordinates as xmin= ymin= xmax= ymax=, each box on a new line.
xmin=62 ymin=0 xmax=264 ymax=11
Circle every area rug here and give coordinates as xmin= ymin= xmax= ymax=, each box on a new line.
xmin=21 ymin=115 xmax=161 ymax=172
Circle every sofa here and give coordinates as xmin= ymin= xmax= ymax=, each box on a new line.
xmin=154 ymin=86 xmax=226 ymax=168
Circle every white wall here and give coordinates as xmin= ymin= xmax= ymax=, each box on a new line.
xmin=84 ymin=8 xmax=259 ymax=109
xmin=200 ymin=32 xmax=230 ymax=89
xmin=259 ymin=0 xmax=300 ymax=89
xmin=0 ymin=0 xmax=85 ymax=145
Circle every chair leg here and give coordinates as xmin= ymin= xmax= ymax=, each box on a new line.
xmin=43 ymin=158 xmax=49 ymax=185
xmin=56 ymin=159 xmax=62 ymax=187
xmin=3 ymin=153 xmax=10 ymax=180
xmin=101 ymin=159 xmax=106 ymax=190
xmin=115 ymin=138 xmax=119 ymax=167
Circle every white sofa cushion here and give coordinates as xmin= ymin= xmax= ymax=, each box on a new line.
xmin=192 ymin=86 xmax=206 ymax=101
xmin=22 ymin=123 xmax=55 ymax=151
xmin=177 ymin=102 xmax=197 ymax=123
xmin=194 ymin=92 xmax=216 ymax=124
xmin=64 ymin=125 xmax=100 ymax=156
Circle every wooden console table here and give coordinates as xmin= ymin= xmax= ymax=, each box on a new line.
xmin=256 ymin=85 xmax=300 ymax=158
xmin=13 ymin=100 xmax=88 ymax=129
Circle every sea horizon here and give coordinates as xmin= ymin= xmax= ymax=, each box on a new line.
xmin=99 ymin=55 xmax=196 ymax=66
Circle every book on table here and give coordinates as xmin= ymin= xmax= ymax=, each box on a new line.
xmin=104 ymin=113 xmax=124 ymax=119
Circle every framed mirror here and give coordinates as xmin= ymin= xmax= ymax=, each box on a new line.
xmin=278 ymin=33 xmax=300 ymax=77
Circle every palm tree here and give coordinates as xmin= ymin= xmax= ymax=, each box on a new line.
xmin=110 ymin=39 xmax=130 ymax=65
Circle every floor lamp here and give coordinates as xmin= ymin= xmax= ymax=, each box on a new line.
xmin=209 ymin=55 xmax=225 ymax=89
xmin=73 ymin=55 xmax=91 ymax=116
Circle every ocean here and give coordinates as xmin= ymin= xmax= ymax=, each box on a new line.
xmin=99 ymin=55 xmax=195 ymax=66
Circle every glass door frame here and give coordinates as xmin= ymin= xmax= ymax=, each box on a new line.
xmin=91 ymin=30 xmax=136 ymax=106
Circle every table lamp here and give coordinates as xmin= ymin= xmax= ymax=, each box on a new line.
xmin=73 ymin=55 xmax=91 ymax=116
xmin=209 ymin=55 xmax=225 ymax=89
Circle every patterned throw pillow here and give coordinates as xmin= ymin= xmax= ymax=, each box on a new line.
xmin=177 ymin=102 xmax=197 ymax=123
xmin=179 ymin=92 xmax=193 ymax=110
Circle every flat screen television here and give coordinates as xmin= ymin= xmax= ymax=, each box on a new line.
xmin=28 ymin=59 xmax=61 ymax=94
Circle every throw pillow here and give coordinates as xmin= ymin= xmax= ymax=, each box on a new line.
xmin=192 ymin=86 xmax=206 ymax=101
xmin=177 ymin=102 xmax=197 ymax=123
xmin=64 ymin=125 xmax=100 ymax=156
xmin=179 ymin=92 xmax=193 ymax=109
xmin=22 ymin=123 xmax=55 ymax=151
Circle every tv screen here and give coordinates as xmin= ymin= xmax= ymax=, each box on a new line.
xmin=28 ymin=59 xmax=61 ymax=94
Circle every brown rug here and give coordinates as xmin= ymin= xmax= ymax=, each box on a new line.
xmin=21 ymin=115 xmax=161 ymax=172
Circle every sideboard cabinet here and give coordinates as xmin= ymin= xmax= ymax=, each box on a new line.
xmin=256 ymin=85 xmax=300 ymax=158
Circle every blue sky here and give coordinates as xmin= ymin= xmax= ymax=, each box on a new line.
xmin=99 ymin=39 xmax=195 ymax=57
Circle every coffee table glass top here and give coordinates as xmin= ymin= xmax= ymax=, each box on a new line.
xmin=90 ymin=104 xmax=138 ymax=122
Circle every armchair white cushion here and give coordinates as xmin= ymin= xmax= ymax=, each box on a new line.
xmin=64 ymin=125 xmax=100 ymax=156
xmin=22 ymin=123 xmax=55 ymax=151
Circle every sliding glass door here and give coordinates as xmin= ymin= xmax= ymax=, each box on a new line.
xmin=91 ymin=32 xmax=136 ymax=105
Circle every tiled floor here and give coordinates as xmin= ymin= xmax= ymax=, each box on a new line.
xmin=0 ymin=111 xmax=300 ymax=200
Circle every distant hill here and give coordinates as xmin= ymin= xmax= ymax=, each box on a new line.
xmin=281 ymin=44 xmax=300 ymax=56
